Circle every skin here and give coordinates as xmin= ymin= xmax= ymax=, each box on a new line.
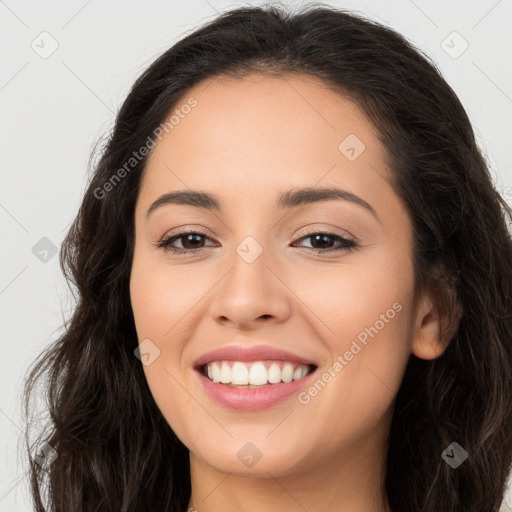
xmin=129 ymin=73 xmax=458 ymax=512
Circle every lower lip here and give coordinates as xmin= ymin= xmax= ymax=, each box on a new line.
xmin=195 ymin=368 xmax=317 ymax=411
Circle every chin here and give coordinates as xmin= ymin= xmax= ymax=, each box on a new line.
xmin=190 ymin=438 xmax=311 ymax=477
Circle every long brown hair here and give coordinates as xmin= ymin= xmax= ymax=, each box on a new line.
xmin=23 ymin=3 xmax=512 ymax=511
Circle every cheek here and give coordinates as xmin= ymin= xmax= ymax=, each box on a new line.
xmin=130 ymin=256 xmax=207 ymax=340
xmin=129 ymin=258 xmax=202 ymax=435
xmin=129 ymin=255 xmax=192 ymax=396
xmin=291 ymin=250 xmax=414 ymax=346
xmin=129 ymin=254 xmax=215 ymax=408
xmin=289 ymin=249 xmax=414 ymax=408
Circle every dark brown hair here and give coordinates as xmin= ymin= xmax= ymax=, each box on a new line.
xmin=23 ymin=3 xmax=512 ymax=511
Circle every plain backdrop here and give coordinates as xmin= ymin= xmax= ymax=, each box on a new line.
xmin=1 ymin=0 xmax=511 ymax=509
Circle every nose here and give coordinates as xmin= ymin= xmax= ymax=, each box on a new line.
xmin=208 ymin=242 xmax=292 ymax=330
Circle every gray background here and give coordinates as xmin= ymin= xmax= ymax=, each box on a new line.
xmin=1 ymin=0 xmax=511 ymax=509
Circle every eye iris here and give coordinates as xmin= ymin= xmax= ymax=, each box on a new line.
xmin=182 ymin=233 xmax=204 ymax=249
xmin=310 ymin=234 xmax=333 ymax=249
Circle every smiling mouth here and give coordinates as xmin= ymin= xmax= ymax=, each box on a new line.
xmin=197 ymin=360 xmax=318 ymax=387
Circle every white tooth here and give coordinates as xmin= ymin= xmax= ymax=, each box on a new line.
xmin=231 ymin=361 xmax=249 ymax=385
xmin=281 ymin=363 xmax=294 ymax=383
xmin=267 ymin=362 xmax=282 ymax=383
xmin=211 ymin=362 xmax=221 ymax=383
xmin=249 ymin=362 xmax=268 ymax=385
xmin=293 ymin=366 xmax=303 ymax=381
xmin=220 ymin=361 xmax=231 ymax=384
xmin=207 ymin=360 xmax=311 ymax=385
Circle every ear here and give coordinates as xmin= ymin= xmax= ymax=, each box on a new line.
xmin=411 ymin=285 xmax=462 ymax=360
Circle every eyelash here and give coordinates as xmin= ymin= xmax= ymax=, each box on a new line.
xmin=155 ymin=228 xmax=357 ymax=255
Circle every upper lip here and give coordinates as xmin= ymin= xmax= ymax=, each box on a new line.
xmin=194 ymin=345 xmax=318 ymax=368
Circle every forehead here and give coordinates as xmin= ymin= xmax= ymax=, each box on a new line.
xmin=139 ymin=72 xmax=396 ymax=219
xmin=146 ymin=72 xmax=384 ymax=166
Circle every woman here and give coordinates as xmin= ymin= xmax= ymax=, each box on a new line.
xmin=23 ymin=3 xmax=512 ymax=511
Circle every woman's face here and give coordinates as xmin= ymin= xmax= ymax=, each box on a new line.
xmin=130 ymin=73 xmax=440 ymax=478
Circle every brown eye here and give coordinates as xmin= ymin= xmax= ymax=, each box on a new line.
xmin=156 ymin=229 xmax=357 ymax=255
xmin=157 ymin=230 xmax=216 ymax=254
xmin=293 ymin=231 xmax=357 ymax=252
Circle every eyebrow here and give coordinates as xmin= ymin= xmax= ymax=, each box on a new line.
xmin=146 ymin=187 xmax=380 ymax=223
